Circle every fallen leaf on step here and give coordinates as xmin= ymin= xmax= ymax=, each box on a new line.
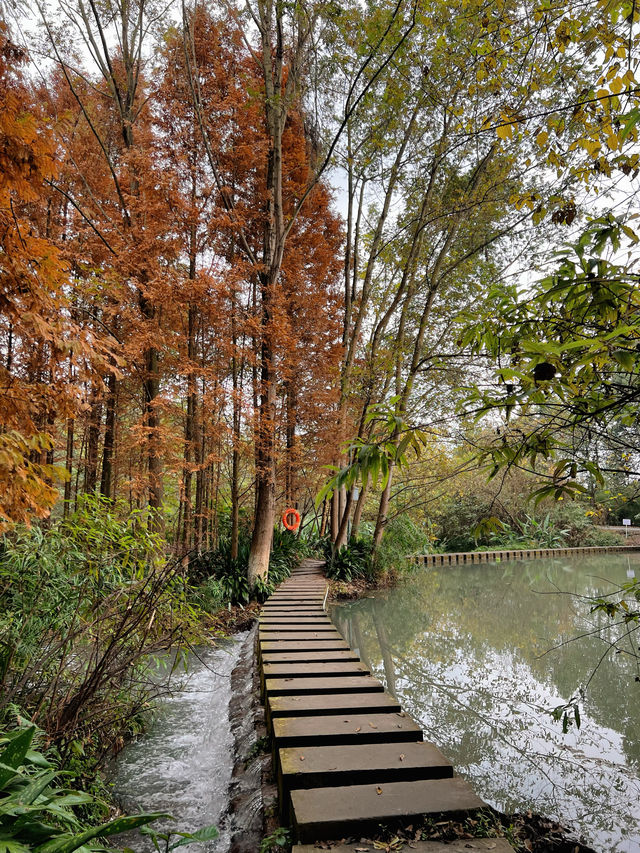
xmin=399 ymin=754 xmax=405 ymax=761
xmin=299 ymin=755 xmax=305 ymax=761
xmin=355 ymin=726 xmax=361 ymax=732
xmin=376 ymin=786 xmax=383 ymax=795
xmin=368 ymin=721 xmax=377 ymax=728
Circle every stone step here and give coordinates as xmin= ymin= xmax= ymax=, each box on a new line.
xmin=290 ymin=778 xmax=486 ymax=843
xmin=293 ymin=840 xmax=513 ymax=853
xmin=269 ymin=593 xmax=326 ymax=598
xmin=263 ymin=661 xmax=370 ymax=679
xmin=260 ymin=639 xmax=351 ymax=653
xmin=278 ymin=741 xmax=454 ymax=821
xmin=260 ymin=609 xmax=327 ymax=615
xmin=260 ymin=626 xmax=340 ymax=637
xmin=277 ymin=587 xmax=326 ymax=592
xmin=279 ymin=742 xmax=452 ymax=801
xmin=265 ymin=675 xmax=383 ymax=696
xmin=259 ymin=617 xmax=333 ymax=625
xmin=262 ymin=651 xmax=360 ymax=664
xmin=272 ymin=712 xmax=422 ymax=748
xmin=267 ymin=691 xmax=401 ymax=720
xmin=260 ymin=628 xmax=344 ymax=643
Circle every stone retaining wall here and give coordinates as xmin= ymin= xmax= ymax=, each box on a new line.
xmin=414 ymin=544 xmax=640 ymax=566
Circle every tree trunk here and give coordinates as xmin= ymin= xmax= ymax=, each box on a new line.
xmin=181 ymin=302 xmax=198 ymax=550
xmin=84 ymin=383 xmax=102 ymax=494
xmin=372 ymin=465 xmax=395 ymax=548
xmin=351 ymin=478 xmax=368 ymax=539
xmin=334 ymin=487 xmax=354 ymax=550
xmin=231 ymin=318 xmax=241 ymax=561
xmin=100 ymin=371 xmax=116 ymax=500
xmin=63 ymin=418 xmax=74 ymax=518
xmin=248 ymin=322 xmax=277 ymax=587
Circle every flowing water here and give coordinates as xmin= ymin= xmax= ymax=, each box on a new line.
xmin=332 ymin=555 xmax=640 ymax=853
xmin=112 ymin=634 xmax=248 ymax=853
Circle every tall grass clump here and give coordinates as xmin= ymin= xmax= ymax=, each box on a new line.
xmin=0 ymin=495 xmax=205 ymax=763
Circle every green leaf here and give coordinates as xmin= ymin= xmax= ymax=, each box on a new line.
xmin=0 ymin=728 xmax=36 ymax=788
xmin=6 ymin=771 xmax=56 ymax=806
xmin=169 ymin=825 xmax=219 ymax=849
xmin=34 ymin=813 xmax=170 ymax=853
xmin=0 ymin=835 xmax=31 ymax=853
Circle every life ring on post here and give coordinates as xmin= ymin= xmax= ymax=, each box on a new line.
xmin=282 ymin=508 xmax=301 ymax=531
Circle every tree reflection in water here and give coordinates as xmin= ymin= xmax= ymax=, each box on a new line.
xmin=332 ymin=555 xmax=640 ymax=853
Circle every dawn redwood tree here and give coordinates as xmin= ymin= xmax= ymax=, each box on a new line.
xmin=0 ymin=23 xmax=113 ymax=528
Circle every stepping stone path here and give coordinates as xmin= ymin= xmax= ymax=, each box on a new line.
xmin=259 ymin=559 xmax=498 ymax=847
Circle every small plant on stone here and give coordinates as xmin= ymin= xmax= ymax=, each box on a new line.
xmin=259 ymin=826 xmax=290 ymax=853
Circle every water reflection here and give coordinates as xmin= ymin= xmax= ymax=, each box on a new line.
xmin=113 ymin=636 xmax=246 ymax=853
xmin=332 ymin=557 xmax=640 ymax=853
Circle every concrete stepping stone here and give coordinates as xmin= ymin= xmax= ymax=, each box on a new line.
xmin=260 ymin=609 xmax=327 ymax=616
xmin=261 ymin=651 xmax=360 ymax=664
xmin=260 ymin=627 xmax=339 ymax=637
xmin=265 ymin=675 xmax=383 ymax=696
xmin=268 ymin=593 xmax=326 ymax=598
xmin=279 ymin=742 xmax=452 ymax=799
xmin=293 ymin=840 xmax=513 ymax=853
xmin=259 ymin=631 xmax=344 ymax=642
xmin=290 ymin=778 xmax=486 ymax=843
xmin=267 ymin=691 xmax=401 ymax=720
xmin=263 ymin=661 xmax=370 ymax=680
xmin=271 ymin=711 xmax=422 ymax=747
xmin=259 ymin=616 xmax=333 ymax=624
xmin=260 ymin=640 xmax=350 ymax=653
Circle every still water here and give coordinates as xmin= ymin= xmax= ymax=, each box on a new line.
xmin=113 ymin=635 xmax=247 ymax=852
xmin=332 ymin=555 xmax=640 ymax=853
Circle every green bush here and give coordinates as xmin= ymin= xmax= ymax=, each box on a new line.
xmin=548 ymin=501 xmax=624 ymax=547
xmin=189 ymin=534 xmax=251 ymax=604
xmin=327 ymin=538 xmax=373 ymax=582
xmin=375 ymin=516 xmax=430 ymax=577
xmin=0 ymin=722 xmax=164 ymax=852
xmin=191 ymin=577 xmax=227 ymax=614
xmin=0 ymin=503 xmax=204 ymax=759
xmin=434 ymin=494 xmax=495 ymax=551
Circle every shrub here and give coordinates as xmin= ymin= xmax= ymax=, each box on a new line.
xmin=0 ymin=505 xmax=204 ymax=759
xmin=0 ymin=722 xmax=164 ymax=852
xmin=189 ymin=533 xmax=251 ymax=604
xmin=327 ymin=538 xmax=373 ymax=582
xmin=548 ymin=501 xmax=624 ymax=547
xmin=375 ymin=516 xmax=430 ymax=577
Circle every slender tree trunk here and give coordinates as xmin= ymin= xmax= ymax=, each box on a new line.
xmin=319 ymin=500 xmax=328 ymax=537
xmin=330 ymin=491 xmax=339 ymax=541
xmin=373 ymin=466 xmax=395 ymax=548
xmin=182 ymin=301 xmax=197 ymax=549
xmin=285 ymin=381 xmax=296 ymax=505
xmin=84 ymin=383 xmax=102 ymax=494
xmin=63 ymin=418 xmax=74 ymax=518
xmin=100 ymin=371 xmax=116 ymax=499
xmin=334 ymin=488 xmax=354 ymax=550
xmin=351 ymin=478 xmax=368 ymax=538
xmin=231 ymin=318 xmax=241 ymax=561
xmin=248 ymin=316 xmax=277 ymax=586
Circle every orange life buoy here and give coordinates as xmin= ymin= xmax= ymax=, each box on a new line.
xmin=282 ymin=508 xmax=301 ymax=531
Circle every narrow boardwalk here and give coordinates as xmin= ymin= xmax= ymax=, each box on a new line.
xmin=258 ymin=560 xmax=513 ymax=852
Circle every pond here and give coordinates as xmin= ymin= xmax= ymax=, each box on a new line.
xmin=331 ymin=554 xmax=640 ymax=853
